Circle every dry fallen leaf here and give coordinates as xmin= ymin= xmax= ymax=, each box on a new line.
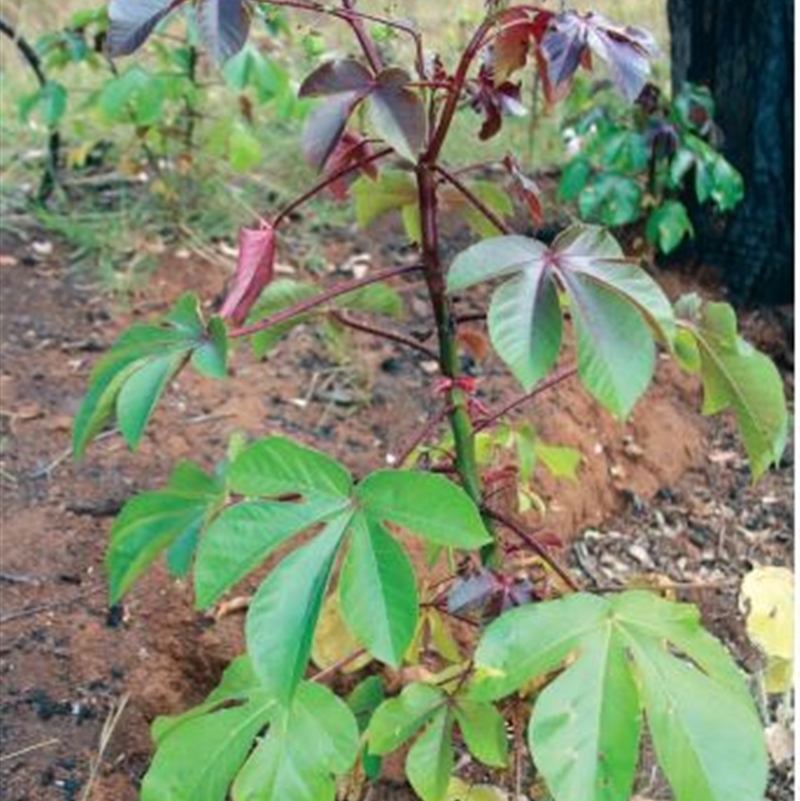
xmin=765 ymin=722 xmax=794 ymax=766
xmin=740 ymin=565 xmax=795 ymax=693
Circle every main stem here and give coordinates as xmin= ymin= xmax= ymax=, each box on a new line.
xmin=416 ymin=164 xmax=495 ymax=560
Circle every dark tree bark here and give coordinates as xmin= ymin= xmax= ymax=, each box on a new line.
xmin=667 ymin=0 xmax=793 ymax=305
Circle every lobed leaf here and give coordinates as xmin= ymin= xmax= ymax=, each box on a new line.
xmin=142 ymin=689 xmax=276 ymax=801
xmin=232 ymin=681 xmax=360 ymax=801
xmin=368 ymin=68 xmax=426 ymax=163
xmin=245 ymin=514 xmax=351 ymax=701
xmin=107 ymin=0 xmax=187 ymax=57
xmin=474 ymin=590 xmax=768 ymax=801
xmin=339 ymin=516 xmax=419 ymax=667
xmin=229 ymin=436 xmax=353 ymax=500
xmin=679 ymin=301 xmax=787 ymax=479
xmin=73 ymin=294 xmax=227 ymax=458
xmin=447 ymin=225 xmax=674 ymax=415
xmin=368 ymin=682 xmax=445 ymax=754
xmin=106 ymin=461 xmax=223 ymax=602
xmin=194 ymin=494 xmax=348 ymax=608
xmin=197 ymin=0 xmax=250 ymax=64
xmin=357 ymin=470 xmax=491 ymax=549
xmin=406 ymin=709 xmax=455 ymax=801
xmin=454 ymin=700 xmax=508 ymax=768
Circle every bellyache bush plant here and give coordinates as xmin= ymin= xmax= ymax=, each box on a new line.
xmin=73 ymin=3 xmax=788 ymax=801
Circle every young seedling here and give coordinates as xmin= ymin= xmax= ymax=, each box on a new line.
xmin=74 ymin=3 xmax=787 ymax=801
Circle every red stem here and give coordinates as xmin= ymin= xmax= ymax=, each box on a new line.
xmin=273 ymin=147 xmax=392 ymax=228
xmin=483 ymin=506 xmax=579 ymax=591
xmin=228 ymin=263 xmax=423 ymax=339
xmin=434 ymin=164 xmax=513 ymax=235
xmin=328 ymin=310 xmax=439 ymax=360
xmin=425 ymin=17 xmax=495 ymax=161
xmin=475 ymin=365 xmax=578 ymax=432
xmin=341 ymin=0 xmax=382 ymax=73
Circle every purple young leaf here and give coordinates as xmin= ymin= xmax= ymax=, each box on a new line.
xmin=368 ymin=68 xmax=427 ymax=162
xmin=447 ymin=569 xmax=500 ymax=615
xmin=220 ymin=223 xmax=276 ymax=325
xmin=107 ymin=0 xmax=188 ymax=57
xmin=299 ymin=58 xmax=374 ymax=97
xmin=302 ymin=93 xmax=365 ymax=172
xmin=541 ymin=11 xmax=659 ymax=102
xmin=197 ymin=0 xmax=250 ymax=64
xmin=299 ymin=59 xmax=374 ymax=171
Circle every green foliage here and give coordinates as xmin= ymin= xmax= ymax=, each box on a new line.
xmin=107 ymin=460 xmax=225 ymax=601
xmin=675 ymin=296 xmax=787 ymax=479
xmin=66 ymin=5 xmax=787 ymax=801
xmin=448 ymin=224 xmax=674 ymax=417
xmin=473 ymin=591 xmax=768 ymax=801
xmin=558 ymin=82 xmax=743 ymax=253
xmin=143 ymin=666 xmax=360 ymax=801
xmin=73 ymin=293 xmax=227 ymax=459
xmin=352 ymin=170 xmax=512 ymax=244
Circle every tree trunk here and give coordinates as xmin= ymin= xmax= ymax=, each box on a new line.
xmin=667 ymin=0 xmax=794 ymax=306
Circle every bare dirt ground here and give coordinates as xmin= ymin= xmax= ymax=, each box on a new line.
xmin=0 ymin=223 xmax=793 ymax=801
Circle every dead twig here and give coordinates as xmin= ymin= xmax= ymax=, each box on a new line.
xmin=80 ymin=693 xmax=130 ymax=801
xmin=0 ymin=737 xmax=60 ymax=762
xmin=0 ymin=585 xmax=104 ymax=625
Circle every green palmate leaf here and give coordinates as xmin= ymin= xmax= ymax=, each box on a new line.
xmin=628 ymin=635 xmax=767 ymax=801
xmin=448 ymin=225 xmax=674 ymax=416
xmin=529 ymin=630 xmax=641 ymax=801
xmin=559 ymin=157 xmax=592 ymax=201
xmin=194 ymin=494 xmax=348 ymax=608
xmin=471 ymin=593 xmax=608 ymax=701
xmin=339 ymin=516 xmax=419 ymax=667
xmin=357 ymin=470 xmax=491 ymax=549
xmin=74 ymin=293 xmax=228 ymax=459
xmin=678 ymin=300 xmax=787 ymax=479
xmin=646 ymin=200 xmax=694 ymax=255
xmin=566 ymin=275 xmax=654 ymax=417
xmin=245 ymin=513 xmax=351 ymax=701
xmin=406 ymin=708 xmax=455 ymax=801
xmin=488 ymin=265 xmax=562 ymax=391
xmin=535 ymin=443 xmax=581 ymax=480
xmin=441 ymin=182 xmax=514 ymax=239
xmin=473 ymin=591 xmax=767 ymax=801
xmin=116 ymin=350 xmax=187 ymax=447
xmin=142 ymin=688 xmax=277 ymax=801
xmin=338 ymin=283 xmax=405 ymax=318
xmin=352 ymin=169 xmax=418 ymax=239
xmin=107 ymin=461 xmax=224 ymax=602
xmin=347 ymin=676 xmax=385 ymax=779
xmin=247 ymin=279 xmax=319 ymax=359
xmin=368 ymin=682 xmax=445 ymax=754
xmin=578 ymin=173 xmax=642 ymax=227
xmin=230 ymin=436 xmax=353 ymax=500
xmin=152 ymin=655 xmax=260 ymax=744
xmin=232 ymin=681 xmax=359 ymax=801
xmin=454 ymin=700 xmax=508 ymax=767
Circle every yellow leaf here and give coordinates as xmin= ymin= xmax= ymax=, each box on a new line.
xmin=311 ymin=594 xmax=371 ymax=673
xmin=446 ymin=777 xmax=509 ymax=801
xmin=740 ymin=566 xmax=794 ymax=692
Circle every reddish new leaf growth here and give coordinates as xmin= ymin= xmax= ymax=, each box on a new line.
xmin=467 ymin=63 xmax=526 ymax=141
xmin=502 ymin=154 xmax=543 ymax=226
xmin=220 ymin=222 xmax=276 ymax=325
xmin=540 ymin=11 xmax=659 ymax=102
xmin=491 ymin=6 xmax=553 ymax=84
xmin=324 ymin=133 xmax=379 ymax=200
